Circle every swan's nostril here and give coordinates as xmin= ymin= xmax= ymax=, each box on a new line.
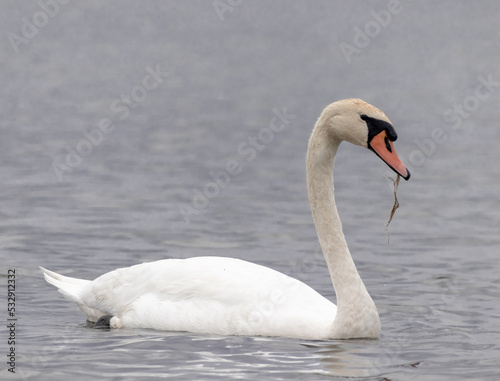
xmin=384 ymin=136 xmax=392 ymax=152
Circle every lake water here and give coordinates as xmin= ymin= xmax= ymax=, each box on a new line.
xmin=1 ymin=1 xmax=500 ymax=380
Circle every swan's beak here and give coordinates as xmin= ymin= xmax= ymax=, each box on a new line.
xmin=368 ymin=131 xmax=410 ymax=180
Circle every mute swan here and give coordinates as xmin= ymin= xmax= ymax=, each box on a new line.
xmin=41 ymin=99 xmax=410 ymax=340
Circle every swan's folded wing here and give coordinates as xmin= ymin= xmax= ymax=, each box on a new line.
xmin=80 ymin=257 xmax=336 ymax=337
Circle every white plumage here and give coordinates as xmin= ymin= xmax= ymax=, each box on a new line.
xmin=42 ymin=257 xmax=336 ymax=339
xmin=41 ymin=99 xmax=409 ymax=339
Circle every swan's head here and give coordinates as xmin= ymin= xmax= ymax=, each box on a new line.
xmin=320 ymin=98 xmax=410 ymax=180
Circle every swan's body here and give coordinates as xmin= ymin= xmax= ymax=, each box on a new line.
xmin=41 ymin=99 xmax=410 ymax=340
xmin=42 ymin=257 xmax=336 ymax=339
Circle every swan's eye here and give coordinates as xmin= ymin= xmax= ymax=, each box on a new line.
xmin=384 ymin=136 xmax=392 ymax=152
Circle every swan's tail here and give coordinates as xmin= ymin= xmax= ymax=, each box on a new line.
xmin=40 ymin=267 xmax=90 ymax=304
xmin=40 ymin=267 xmax=107 ymax=322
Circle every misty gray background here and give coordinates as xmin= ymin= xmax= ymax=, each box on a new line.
xmin=1 ymin=1 xmax=499 ymax=380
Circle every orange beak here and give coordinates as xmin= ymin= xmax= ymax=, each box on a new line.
xmin=368 ymin=131 xmax=410 ymax=180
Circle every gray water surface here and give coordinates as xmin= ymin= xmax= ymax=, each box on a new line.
xmin=2 ymin=1 xmax=500 ymax=380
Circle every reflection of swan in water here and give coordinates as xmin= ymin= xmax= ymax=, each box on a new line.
xmin=303 ymin=341 xmax=420 ymax=378
xmin=41 ymin=99 xmax=409 ymax=339
xmin=303 ymin=341 xmax=381 ymax=378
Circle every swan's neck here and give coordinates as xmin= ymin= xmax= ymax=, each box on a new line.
xmin=306 ymin=122 xmax=380 ymax=338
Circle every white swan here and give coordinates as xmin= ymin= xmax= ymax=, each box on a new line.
xmin=41 ymin=99 xmax=410 ymax=340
